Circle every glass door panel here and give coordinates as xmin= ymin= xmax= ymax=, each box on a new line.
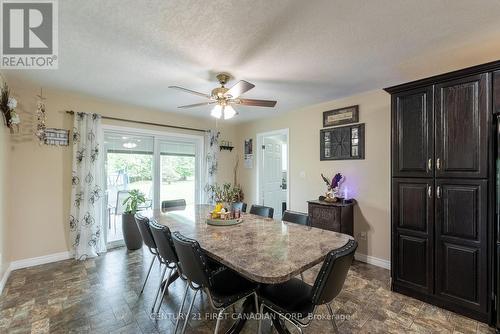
xmin=104 ymin=132 xmax=154 ymax=244
xmin=159 ymin=140 xmax=196 ymax=206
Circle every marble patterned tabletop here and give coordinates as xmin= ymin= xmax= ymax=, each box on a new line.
xmin=149 ymin=205 xmax=352 ymax=284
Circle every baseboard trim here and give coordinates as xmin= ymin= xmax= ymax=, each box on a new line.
xmin=0 ymin=264 xmax=11 ymax=295
xmin=9 ymin=251 xmax=73 ymax=271
xmin=355 ymin=253 xmax=391 ymax=270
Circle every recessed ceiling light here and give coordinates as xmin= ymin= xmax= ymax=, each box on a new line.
xmin=123 ymin=142 xmax=137 ymax=149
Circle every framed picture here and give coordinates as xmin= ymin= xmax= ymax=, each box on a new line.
xmin=323 ymin=105 xmax=359 ymax=127
xmin=320 ymin=123 xmax=365 ymax=160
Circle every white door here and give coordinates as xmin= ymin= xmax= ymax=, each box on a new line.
xmin=262 ymin=137 xmax=284 ymax=218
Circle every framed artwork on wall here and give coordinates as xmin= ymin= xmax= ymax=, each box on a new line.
xmin=320 ymin=123 xmax=365 ymax=160
xmin=323 ymin=105 xmax=359 ymax=127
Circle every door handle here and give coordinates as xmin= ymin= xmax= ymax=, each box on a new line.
xmin=436 ymin=186 xmax=441 ymax=198
xmin=436 ymin=158 xmax=441 ymax=170
xmin=428 ymin=185 xmax=432 ymax=198
xmin=428 ymin=158 xmax=433 ymax=171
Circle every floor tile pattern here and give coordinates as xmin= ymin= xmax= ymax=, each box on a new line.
xmin=0 ymin=247 xmax=496 ymax=333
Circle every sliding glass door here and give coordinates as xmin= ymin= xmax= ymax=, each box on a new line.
xmin=103 ymin=129 xmax=203 ymax=246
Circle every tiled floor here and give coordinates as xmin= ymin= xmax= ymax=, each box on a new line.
xmin=0 ymin=247 xmax=495 ymax=333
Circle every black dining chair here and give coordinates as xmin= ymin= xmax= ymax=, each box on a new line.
xmin=281 ymin=210 xmax=311 ymax=281
xmin=231 ymin=202 xmax=247 ymax=213
xmin=172 ymin=231 xmax=259 ymax=334
xmin=282 ymin=210 xmax=311 ymax=227
xmin=257 ymin=239 xmax=357 ymax=334
xmin=249 ymin=205 xmax=274 ymax=219
xmin=148 ymin=220 xmax=180 ymax=313
xmin=134 ymin=214 xmax=160 ymax=294
xmin=161 ymin=199 xmax=186 ymax=211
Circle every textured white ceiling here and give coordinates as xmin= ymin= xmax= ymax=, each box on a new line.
xmin=4 ymin=0 xmax=500 ymax=122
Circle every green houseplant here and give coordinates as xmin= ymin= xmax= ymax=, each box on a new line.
xmin=121 ymin=189 xmax=146 ymax=250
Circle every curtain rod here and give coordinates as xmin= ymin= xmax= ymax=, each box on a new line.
xmin=65 ymin=110 xmax=207 ymax=133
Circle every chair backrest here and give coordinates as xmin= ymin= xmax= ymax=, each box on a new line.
xmin=115 ymin=190 xmax=130 ymax=215
xmin=148 ymin=220 xmax=179 ymax=264
xmin=282 ymin=210 xmax=310 ymax=226
xmin=134 ymin=214 xmax=156 ymax=250
xmin=171 ymin=232 xmax=211 ymax=287
xmin=311 ymin=239 xmax=357 ymax=305
xmin=231 ymin=202 xmax=247 ymax=213
xmin=249 ymin=205 xmax=274 ymax=218
xmin=161 ymin=199 xmax=187 ymax=211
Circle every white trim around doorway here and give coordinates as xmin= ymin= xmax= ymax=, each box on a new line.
xmin=256 ymin=128 xmax=290 ymax=213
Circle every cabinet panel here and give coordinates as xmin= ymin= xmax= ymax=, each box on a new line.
xmin=397 ymin=234 xmax=430 ymax=290
xmin=435 ymin=74 xmax=489 ymax=178
xmin=435 ymin=179 xmax=487 ymax=313
xmin=494 ymin=70 xmax=500 ymax=115
xmin=392 ymin=178 xmax=433 ymax=293
xmin=392 ymin=87 xmax=434 ymax=177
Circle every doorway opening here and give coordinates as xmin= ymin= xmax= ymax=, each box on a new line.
xmin=257 ymin=129 xmax=289 ymax=220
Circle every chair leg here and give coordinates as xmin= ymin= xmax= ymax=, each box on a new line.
xmin=140 ymin=256 xmax=156 ymax=294
xmin=174 ymin=283 xmax=190 ymax=333
xmin=181 ymin=289 xmax=198 ymax=334
xmin=151 ymin=265 xmax=167 ymax=312
xmin=257 ymin=303 xmax=265 ymax=334
xmin=155 ymin=267 xmax=173 ymax=314
xmin=326 ymin=303 xmax=339 ymax=334
xmin=254 ymin=292 xmax=259 ymax=315
xmin=214 ymin=307 xmax=225 ymax=334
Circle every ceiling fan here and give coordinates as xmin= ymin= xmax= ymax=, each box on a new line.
xmin=169 ymin=73 xmax=277 ymax=120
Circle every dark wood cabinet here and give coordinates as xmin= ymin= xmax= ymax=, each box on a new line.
xmin=392 ymin=87 xmax=434 ymax=177
xmin=307 ymin=200 xmax=354 ymax=236
xmin=386 ymin=61 xmax=497 ymax=323
xmin=435 ymin=74 xmax=489 ymax=179
xmin=392 ymin=178 xmax=433 ymax=294
xmin=435 ymin=179 xmax=488 ymax=314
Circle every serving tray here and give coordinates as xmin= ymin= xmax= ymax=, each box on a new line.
xmin=206 ymin=218 xmax=243 ymax=226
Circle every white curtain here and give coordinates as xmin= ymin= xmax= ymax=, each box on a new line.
xmin=69 ymin=112 xmax=106 ymax=260
xmin=204 ymin=129 xmax=220 ymax=204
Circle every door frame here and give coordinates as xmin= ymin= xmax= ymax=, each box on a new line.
xmin=102 ymin=124 xmax=205 ymax=246
xmin=256 ymin=128 xmax=290 ymax=214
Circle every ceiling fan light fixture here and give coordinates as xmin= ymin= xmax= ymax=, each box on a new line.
xmin=223 ymin=105 xmax=236 ymax=119
xmin=211 ymin=104 xmax=222 ymax=119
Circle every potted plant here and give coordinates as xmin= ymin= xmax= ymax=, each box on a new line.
xmin=122 ymin=189 xmax=146 ymax=250
xmin=205 ymin=182 xmax=244 ymax=210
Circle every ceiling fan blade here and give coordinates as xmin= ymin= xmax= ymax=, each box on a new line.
xmin=238 ymin=98 xmax=277 ymax=108
xmin=225 ymin=80 xmax=255 ymax=98
xmin=177 ymin=101 xmax=215 ymax=109
xmin=169 ymin=86 xmax=211 ymax=99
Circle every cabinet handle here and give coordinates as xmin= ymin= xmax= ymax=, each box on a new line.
xmin=436 ymin=158 xmax=441 ymax=170
xmin=436 ymin=186 xmax=441 ymax=198
xmin=428 ymin=158 xmax=432 ymax=171
xmin=428 ymin=185 xmax=432 ymax=198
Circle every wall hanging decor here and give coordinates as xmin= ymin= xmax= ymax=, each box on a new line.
xmin=244 ymin=138 xmax=253 ymax=168
xmin=323 ymin=105 xmax=359 ymax=127
xmin=0 ymin=82 xmax=20 ymax=132
xmin=320 ymin=123 xmax=365 ymax=160
xmin=34 ymin=89 xmax=47 ymax=143
xmin=45 ymin=128 xmax=70 ymax=146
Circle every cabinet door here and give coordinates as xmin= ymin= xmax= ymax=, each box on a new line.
xmin=392 ymin=178 xmax=434 ymax=294
xmin=392 ymin=87 xmax=434 ymax=177
xmin=435 ymin=74 xmax=489 ymax=178
xmin=435 ymin=179 xmax=487 ymax=314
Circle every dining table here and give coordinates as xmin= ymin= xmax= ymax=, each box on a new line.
xmin=148 ymin=204 xmax=353 ymax=333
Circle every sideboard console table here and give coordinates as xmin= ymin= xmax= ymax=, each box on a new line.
xmin=307 ymin=200 xmax=355 ymax=236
